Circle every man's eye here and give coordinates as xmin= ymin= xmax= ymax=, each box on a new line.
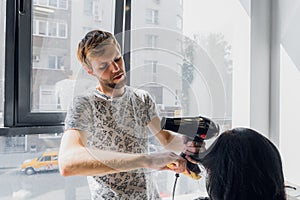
xmin=114 ymin=57 xmax=121 ymax=62
xmin=99 ymin=64 xmax=108 ymax=70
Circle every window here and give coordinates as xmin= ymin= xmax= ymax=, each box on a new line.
xmin=277 ymin=2 xmax=300 ymax=186
xmin=2 ymin=0 xmax=300 ymax=199
xmin=49 ymin=0 xmax=58 ymax=8
xmin=84 ymin=0 xmax=102 ymax=20
xmin=33 ymin=20 xmax=67 ymax=38
xmin=37 ymin=0 xmax=47 ymax=6
xmin=176 ymin=15 xmax=182 ymax=30
xmin=0 ymin=0 xmax=5 ymax=126
xmin=58 ymin=23 xmax=67 ymax=38
xmin=1 ymin=0 xmax=117 ymax=197
xmin=145 ymin=34 xmax=158 ymax=48
xmin=93 ymin=0 xmax=102 ymax=21
xmin=3 ymin=0 xmax=116 ymax=126
xmin=48 ymin=55 xmax=63 ymax=69
xmin=176 ymin=39 xmax=182 ymax=53
xmin=144 ymin=60 xmax=158 ymax=81
xmin=146 ymin=9 xmax=159 ymax=24
xmin=132 ymin=0 xmax=251 ymax=196
xmin=53 ymin=155 xmax=58 ymax=160
xmin=59 ymin=0 xmax=68 ymax=9
xmin=34 ymin=0 xmax=68 ymax=10
xmin=84 ymin=0 xmax=93 ymax=16
xmin=39 ymin=155 xmax=51 ymax=161
xmin=39 ymin=85 xmax=58 ymax=111
xmin=38 ymin=20 xmax=47 ymax=35
xmin=154 ymin=0 xmax=160 ymax=4
xmin=39 ymin=133 xmax=62 ymax=139
xmin=48 ymin=22 xmax=57 ymax=36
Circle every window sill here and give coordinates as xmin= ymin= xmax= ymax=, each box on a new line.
xmin=0 ymin=125 xmax=64 ymax=136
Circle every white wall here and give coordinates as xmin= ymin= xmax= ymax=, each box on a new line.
xmin=275 ymin=0 xmax=300 ymax=186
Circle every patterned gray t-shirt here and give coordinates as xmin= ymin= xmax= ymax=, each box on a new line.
xmin=65 ymin=86 xmax=161 ymax=200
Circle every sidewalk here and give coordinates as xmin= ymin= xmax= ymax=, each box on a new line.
xmin=0 ymin=152 xmax=40 ymax=169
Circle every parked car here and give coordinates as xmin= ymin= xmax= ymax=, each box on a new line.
xmin=21 ymin=151 xmax=59 ymax=175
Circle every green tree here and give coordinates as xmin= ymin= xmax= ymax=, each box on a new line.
xmin=181 ymin=37 xmax=196 ymax=115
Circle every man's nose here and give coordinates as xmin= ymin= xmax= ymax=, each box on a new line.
xmin=111 ymin=61 xmax=120 ymax=72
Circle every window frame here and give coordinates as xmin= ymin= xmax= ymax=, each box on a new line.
xmin=1 ymin=0 xmax=279 ymax=145
xmin=145 ymin=9 xmax=159 ymax=24
xmin=1 ymin=0 xmax=127 ymax=136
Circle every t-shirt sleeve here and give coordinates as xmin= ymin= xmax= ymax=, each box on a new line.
xmin=64 ymin=95 xmax=93 ymax=133
xmin=145 ymin=92 xmax=159 ymax=122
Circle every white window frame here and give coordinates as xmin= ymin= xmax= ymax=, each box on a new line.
xmin=84 ymin=0 xmax=93 ymax=16
xmin=39 ymin=85 xmax=59 ymax=111
xmin=176 ymin=15 xmax=183 ymax=30
xmin=144 ymin=60 xmax=158 ymax=81
xmin=48 ymin=55 xmax=63 ymax=69
xmin=146 ymin=34 xmax=158 ymax=48
xmin=33 ymin=0 xmax=68 ymax=10
xmin=38 ymin=20 xmax=47 ymax=36
xmin=93 ymin=0 xmax=103 ymax=21
xmin=57 ymin=23 xmax=67 ymax=38
xmin=38 ymin=133 xmax=62 ymax=139
xmin=33 ymin=20 xmax=67 ymax=39
xmin=146 ymin=9 xmax=159 ymax=24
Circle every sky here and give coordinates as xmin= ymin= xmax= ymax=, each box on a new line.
xmin=182 ymin=0 xmax=249 ymax=42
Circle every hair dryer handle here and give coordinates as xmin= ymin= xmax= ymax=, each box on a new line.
xmin=180 ymin=152 xmax=201 ymax=178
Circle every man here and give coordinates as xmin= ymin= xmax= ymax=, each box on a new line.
xmin=58 ymin=30 xmax=200 ymax=200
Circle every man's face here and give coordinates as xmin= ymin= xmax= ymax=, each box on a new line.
xmin=88 ymin=44 xmax=126 ymax=90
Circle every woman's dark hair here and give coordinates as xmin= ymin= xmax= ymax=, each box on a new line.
xmin=200 ymin=127 xmax=286 ymax=200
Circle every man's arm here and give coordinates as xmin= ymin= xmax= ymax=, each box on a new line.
xmin=58 ymin=129 xmax=187 ymax=177
xmin=148 ymin=116 xmax=185 ymax=153
xmin=148 ymin=116 xmax=202 ymax=155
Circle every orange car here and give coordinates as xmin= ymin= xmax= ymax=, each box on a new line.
xmin=21 ymin=151 xmax=59 ymax=175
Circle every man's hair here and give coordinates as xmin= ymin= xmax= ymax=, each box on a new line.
xmin=77 ymin=30 xmax=121 ymax=68
xmin=200 ymin=128 xmax=286 ymax=200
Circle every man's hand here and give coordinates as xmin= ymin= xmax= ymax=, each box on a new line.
xmin=183 ymin=140 xmax=206 ymax=155
xmin=183 ymin=140 xmax=206 ymax=164
xmin=146 ymin=152 xmax=187 ymax=173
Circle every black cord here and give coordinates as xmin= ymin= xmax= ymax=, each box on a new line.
xmin=172 ymin=173 xmax=180 ymax=200
xmin=285 ymin=185 xmax=297 ymax=190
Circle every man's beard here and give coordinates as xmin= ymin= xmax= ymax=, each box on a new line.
xmin=101 ymin=75 xmax=127 ymax=89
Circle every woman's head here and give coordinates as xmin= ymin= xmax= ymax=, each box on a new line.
xmin=200 ymin=127 xmax=286 ymax=200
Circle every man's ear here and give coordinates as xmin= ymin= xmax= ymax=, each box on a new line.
xmin=83 ymin=65 xmax=94 ymax=75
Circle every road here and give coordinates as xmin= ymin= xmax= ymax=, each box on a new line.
xmin=0 ymin=152 xmax=207 ymax=200
xmin=0 ymin=168 xmax=90 ymax=200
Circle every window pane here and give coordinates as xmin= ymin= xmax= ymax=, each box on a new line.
xmin=48 ymin=55 xmax=56 ymax=69
xmin=279 ymin=2 xmax=300 ymax=185
xmin=31 ymin=0 xmax=116 ymax=112
xmin=58 ymin=23 xmax=66 ymax=38
xmin=48 ymin=22 xmax=57 ymax=36
xmin=49 ymin=0 xmax=58 ymax=8
xmin=58 ymin=0 xmax=68 ymax=9
xmin=176 ymin=15 xmax=182 ymax=30
xmin=146 ymin=9 xmax=158 ymax=24
xmin=0 ymin=0 xmax=5 ymax=126
xmin=131 ymin=0 xmax=250 ymax=197
xmin=38 ymin=21 xmax=47 ymax=35
xmin=146 ymin=34 xmax=158 ymax=48
xmin=38 ymin=0 xmax=47 ymax=6
xmin=0 ymin=134 xmax=90 ymax=199
xmin=84 ymin=0 xmax=93 ymax=16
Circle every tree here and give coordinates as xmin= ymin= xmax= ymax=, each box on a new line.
xmin=181 ymin=33 xmax=233 ymax=116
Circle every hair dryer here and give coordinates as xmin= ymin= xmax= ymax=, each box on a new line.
xmin=161 ymin=116 xmax=220 ymax=179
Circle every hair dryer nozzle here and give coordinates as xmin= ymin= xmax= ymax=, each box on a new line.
xmin=161 ymin=115 xmax=219 ymax=179
xmin=161 ymin=116 xmax=219 ymax=141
